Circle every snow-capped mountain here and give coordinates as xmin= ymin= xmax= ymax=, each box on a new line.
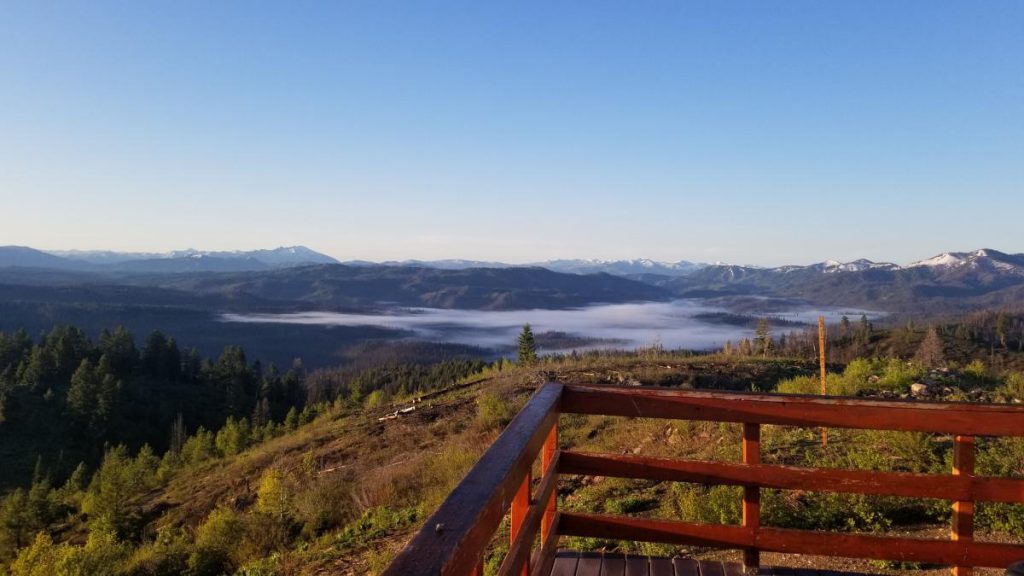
xmin=536 ymin=258 xmax=705 ymax=277
xmin=346 ymin=259 xmax=512 ymax=270
xmin=809 ymin=259 xmax=901 ymax=273
xmin=50 ymin=246 xmax=338 ymax=270
xmin=341 ymin=258 xmax=707 ymax=276
xmin=908 ymin=249 xmax=1024 ymax=274
xmin=23 ymin=246 xmax=339 ymax=273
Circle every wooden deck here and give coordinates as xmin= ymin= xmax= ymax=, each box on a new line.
xmin=548 ymin=552 xmax=864 ymax=576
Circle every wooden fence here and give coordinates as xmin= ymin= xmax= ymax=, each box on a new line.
xmin=382 ymin=383 xmax=1024 ymax=576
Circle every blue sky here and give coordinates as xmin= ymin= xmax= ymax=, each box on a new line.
xmin=1 ymin=2 xmax=1021 ymax=266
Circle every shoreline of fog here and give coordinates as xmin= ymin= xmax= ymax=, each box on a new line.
xmin=220 ymin=300 xmax=882 ymax=353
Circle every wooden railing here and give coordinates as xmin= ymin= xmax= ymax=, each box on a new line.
xmin=383 ymin=383 xmax=1024 ymax=576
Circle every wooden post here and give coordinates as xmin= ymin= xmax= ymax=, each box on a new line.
xmin=742 ymin=422 xmax=761 ymax=573
xmin=511 ymin=470 xmax=531 ymax=576
xmin=819 ymin=316 xmax=828 ymax=447
xmin=540 ymin=423 xmax=558 ymax=545
xmin=952 ymin=435 xmax=975 ymax=576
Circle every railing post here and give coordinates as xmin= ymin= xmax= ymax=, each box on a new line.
xmin=541 ymin=422 xmax=558 ymax=545
xmin=952 ymin=435 xmax=975 ymax=576
xmin=742 ymin=422 xmax=761 ymax=573
xmin=511 ymin=470 xmax=531 ymax=576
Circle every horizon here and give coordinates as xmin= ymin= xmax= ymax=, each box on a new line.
xmin=2 ymin=2 xmax=1023 ymax=266
xmin=8 ymin=242 xmax=1022 ymax=269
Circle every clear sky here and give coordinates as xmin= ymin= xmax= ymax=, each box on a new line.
xmin=1 ymin=2 xmax=1022 ymax=266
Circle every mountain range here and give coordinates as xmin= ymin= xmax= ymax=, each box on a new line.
xmin=340 ymin=251 xmax=1024 ymax=281
xmin=3 ymin=245 xmax=1024 ymax=314
xmin=6 ymin=245 xmax=1023 ymax=281
xmin=0 ymin=245 xmax=339 ymax=273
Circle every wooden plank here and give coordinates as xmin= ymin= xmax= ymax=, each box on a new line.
xmin=601 ymin=553 xmax=626 ymax=576
xmin=558 ymin=452 xmax=1024 ymax=504
xmin=577 ymin=552 xmax=603 ymax=575
xmin=674 ymin=557 xmax=700 ymax=576
xmin=742 ymin=423 xmax=761 ymax=571
xmin=542 ymin=423 xmax=559 ymax=544
xmin=758 ymin=527 xmax=1024 ymax=569
xmin=549 ymin=551 xmax=579 ymax=576
xmin=623 ymin=556 xmax=649 ymax=576
xmin=382 ymin=383 xmax=562 ymax=576
xmin=557 ymin=512 xmax=1024 ymax=569
xmin=560 ymin=384 xmax=1024 ymax=437
xmin=499 ymin=454 xmax=561 ymax=576
xmin=952 ymin=435 xmax=975 ymax=576
xmin=648 ymin=557 xmax=674 ymax=576
xmin=973 ymin=476 xmax=1024 ymax=503
xmin=510 ymin=472 xmax=531 ymax=576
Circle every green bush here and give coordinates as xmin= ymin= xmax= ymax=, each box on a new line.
xmin=998 ymin=372 xmax=1024 ymax=402
xmin=776 ymin=358 xmax=923 ymax=397
xmin=669 ymin=484 xmax=740 ymax=525
xmin=476 ymin=392 xmax=515 ymax=430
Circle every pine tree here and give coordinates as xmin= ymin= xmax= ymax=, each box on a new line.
xmin=739 ymin=338 xmax=752 ymax=356
xmin=169 ymin=413 xmax=187 ymax=456
xmin=755 ymin=318 xmax=772 ymax=357
xmin=859 ymin=314 xmax=872 ymax=344
xmin=915 ymin=326 xmax=945 ymax=368
xmin=517 ymin=324 xmax=537 ymax=366
xmin=996 ymin=312 xmax=1008 ymax=349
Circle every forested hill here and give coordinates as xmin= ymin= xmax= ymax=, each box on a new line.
xmin=0 ymin=324 xmax=488 ymax=493
xmin=120 ymin=264 xmax=672 ymax=311
xmin=0 ymin=265 xmax=670 ymax=369
xmin=0 ymin=263 xmax=671 ymax=312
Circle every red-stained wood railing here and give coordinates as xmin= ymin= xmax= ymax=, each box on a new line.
xmin=558 ymin=384 xmax=1024 ymax=575
xmin=382 ymin=383 xmax=562 ymax=576
xmin=385 ymin=383 xmax=1024 ymax=576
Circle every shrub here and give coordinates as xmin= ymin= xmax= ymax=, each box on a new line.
xmin=292 ymin=478 xmax=354 ymax=537
xmin=9 ymin=532 xmax=68 ymax=576
xmin=964 ymin=359 xmax=988 ymax=381
xmin=476 ymin=392 xmax=515 ymax=430
xmin=191 ymin=506 xmax=245 ymax=574
xmin=669 ymin=484 xmax=741 ymax=525
xmin=60 ymin=527 xmax=131 ymax=576
xmin=998 ymin=372 xmax=1024 ymax=402
xmin=255 ymin=469 xmax=292 ymax=522
xmin=365 ymin=389 xmax=389 ymax=409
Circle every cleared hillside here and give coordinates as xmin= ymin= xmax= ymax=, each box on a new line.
xmin=7 ymin=351 xmax=1022 ymax=575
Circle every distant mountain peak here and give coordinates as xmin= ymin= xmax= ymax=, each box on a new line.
xmin=35 ymin=245 xmax=339 ymax=272
xmin=910 ymin=252 xmax=968 ymax=268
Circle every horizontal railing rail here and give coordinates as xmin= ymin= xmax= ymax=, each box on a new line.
xmin=384 ymin=383 xmax=1024 ymax=576
xmin=560 ymin=384 xmax=1024 ymax=436
xmin=558 ymin=451 xmax=1024 ymax=503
